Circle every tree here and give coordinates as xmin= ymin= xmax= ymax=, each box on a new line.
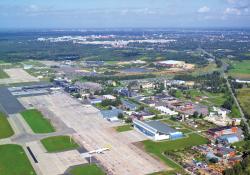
xmin=192 ymin=111 xmax=199 ymax=118
xmin=118 ymin=113 xmax=124 ymax=119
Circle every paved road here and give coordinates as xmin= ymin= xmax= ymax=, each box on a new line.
xmin=214 ymin=54 xmax=249 ymax=133
xmin=224 ymin=74 xmax=250 ymax=132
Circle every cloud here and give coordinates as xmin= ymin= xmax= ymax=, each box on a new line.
xmin=224 ymin=7 xmax=241 ymax=15
xmin=226 ymin=0 xmax=238 ymax=4
xmin=198 ymin=6 xmax=210 ymax=13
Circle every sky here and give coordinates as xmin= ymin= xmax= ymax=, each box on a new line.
xmin=0 ymin=0 xmax=249 ymax=29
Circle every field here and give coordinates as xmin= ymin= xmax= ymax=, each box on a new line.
xmin=115 ymin=124 xmax=133 ymax=132
xmin=192 ymin=63 xmax=220 ymax=76
xmin=232 ymin=140 xmax=246 ymax=152
xmin=0 ymin=113 xmax=14 ymax=139
xmin=237 ymin=88 xmax=250 ymax=116
xmin=0 ymin=68 xmax=39 ymax=84
xmin=41 ymin=136 xmax=79 ymax=153
xmin=228 ymin=60 xmax=250 ymax=79
xmin=0 ymin=69 xmax=9 ymax=79
xmin=0 ymin=144 xmax=36 ymax=175
xmin=173 ymin=89 xmax=227 ymax=107
xmin=20 ymin=109 xmax=55 ymax=133
xmin=69 ymin=164 xmax=105 ymax=175
xmin=142 ymin=133 xmax=208 ymax=169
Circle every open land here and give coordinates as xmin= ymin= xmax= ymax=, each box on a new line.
xmin=0 ymin=112 xmax=14 ymax=139
xmin=21 ymin=109 xmax=55 ymax=133
xmin=142 ymin=133 xmax=208 ymax=170
xmin=0 ymin=68 xmax=39 ymax=84
xmin=41 ymin=135 xmax=79 ymax=153
xmin=0 ymin=69 xmax=9 ymax=79
xmin=237 ymin=88 xmax=250 ymax=116
xmin=115 ymin=124 xmax=133 ymax=132
xmin=69 ymin=164 xmax=105 ymax=175
xmin=0 ymin=144 xmax=36 ymax=175
xmin=228 ymin=60 xmax=250 ymax=80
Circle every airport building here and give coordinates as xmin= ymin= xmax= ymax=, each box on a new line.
xmin=133 ymin=119 xmax=183 ymax=141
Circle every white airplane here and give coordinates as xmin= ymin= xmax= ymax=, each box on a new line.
xmin=88 ymin=147 xmax=110 ymax=154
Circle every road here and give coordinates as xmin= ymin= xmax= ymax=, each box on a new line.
xmin=198 ymin=48 xmax=250 ymax=133
xmin=212 ymin=52 xmax=250 ymax=133
xmin=224 ymin=74 xmax=250 ymax=132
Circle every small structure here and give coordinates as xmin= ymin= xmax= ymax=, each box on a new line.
xmin=155 ymin=106 xmax=178 ymax=116
xmin=101 ymin=108 xmax=123 ymax=122
xmin=133 ymin=119 xmax=183 ymax=141
xmin=131 ymin=111 xmax=155 ymax=120
xmin=121 ymin=100 xmax=138 ymax=111
xmin=103 ymin=95 xmax=116 ymax=100
xmin=90 ymin=98 xmax=102 ymax=104
xmin=216 ymin=147 xmax=236 ymax=158
xmin=205 ymin=107 xmax=232 ymax=126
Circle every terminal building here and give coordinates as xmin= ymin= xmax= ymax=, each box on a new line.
xmin=133 ymin=119 xmax=183 ymax=141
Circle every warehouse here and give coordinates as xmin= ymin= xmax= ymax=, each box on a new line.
xmin=207 ymin=126 xmax=238 ymax=138
xmin=133 ymin=119 xmax=183 ymax=141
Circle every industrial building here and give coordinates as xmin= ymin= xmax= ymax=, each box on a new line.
xmin=155 ymin=106 xmax=178 ymax=116
xmin=217 ymin=134 xmax=240 ymax=144
xmin=207 ymin=126 xmax=238 ymax=138
xmin=133 ymin=119 xmax=183 ymax=141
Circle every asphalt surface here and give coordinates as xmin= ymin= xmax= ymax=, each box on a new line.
xmin=0 ymin=87 xmax=25 ymax=114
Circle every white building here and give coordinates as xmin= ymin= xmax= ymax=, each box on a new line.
xmin=155 ymin=106 xmax=178 ymax=116
xmin=103 ymin=95 xmax=116 ymax=100
xmin=205 ymin=107 xmax=232 ymax=126
xmin=133 ymin=119 xmax=183 ymax=141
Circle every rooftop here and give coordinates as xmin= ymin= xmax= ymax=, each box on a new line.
xmin=145 ymin=120 xmax=178 ymax=135
xmin=158 ymin=60 xmax=185 ymax=65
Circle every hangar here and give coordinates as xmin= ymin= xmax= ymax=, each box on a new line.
xmin=133 ymin=119 xmax=183 ymax=141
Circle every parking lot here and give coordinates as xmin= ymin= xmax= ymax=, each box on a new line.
xmin=19 ymin=92 xmax=167 ymax=175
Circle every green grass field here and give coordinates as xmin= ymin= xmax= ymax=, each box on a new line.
xmin=21 ymin=109 xmax=55 ymax=133
xmin=0 ymin=144 xmax=36 ymax=175
xmin=149 ymin=171 xmax=184 ymax=175
xmin=172 ymin=89 xmax=227 ymax=107
xmin=115 ymin=125 xmax=133 ymax=132
xmin=192 ymin=63 xmax=220 ymax=76
xmin=69 ymin=164 xmax=105 ymax=175
xmin=237 ymin=88 xmax=250 ymax=116
xmin=142 ymin=133 xmax=208 ymax=170
xmin=0 ymin=113 xmax=14 ymax=139
xmin=228 ymin=60 xmax=250 ymax=79
xmin=232 ymin=140 xmax=246 ymax=152
xmin=41 ymin=136 xmax=79 ymax=153
xmin=0 ymin=69 xmax=9 ymax=79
